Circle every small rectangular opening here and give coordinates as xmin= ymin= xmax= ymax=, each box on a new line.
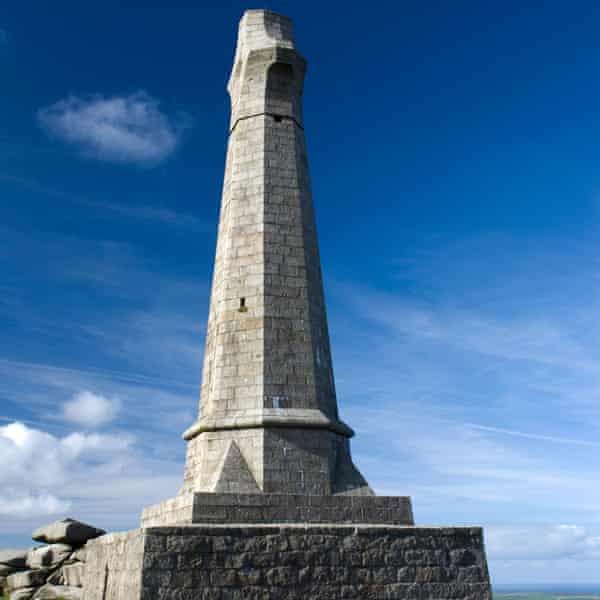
xmin=267 ymin=395 xmax=288 ymax=409
xmin=238 ymin=297 xmax=248 ymax=312
xmin=273 ymin=114 xmax=283 ymax=123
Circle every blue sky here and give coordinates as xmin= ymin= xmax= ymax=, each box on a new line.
xmin=2 ymin=0 xmax=600 ymax=585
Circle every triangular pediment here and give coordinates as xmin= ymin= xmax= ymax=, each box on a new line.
xmin=212 ymin=440 xmax=261 ymax=494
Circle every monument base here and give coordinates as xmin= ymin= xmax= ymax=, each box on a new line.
xmin=141 ymin=493 xmax=415 ymax=527
xmin=83 ymin=523 xmax=491 ymax=599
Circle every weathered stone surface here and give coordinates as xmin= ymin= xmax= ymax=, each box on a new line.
xmin=142 ymin=492 xmax=414 ymax=527
xmin=212 ymin=440 xmax=262 ymax=493
xmin=176 ymin=7 xmax=372 ymax=500
xmin=7 ymin=568 xmax=50 ymax=590
xmin=34 ymin=584 xmax=83 ymax=600
xmin=26 ymin=544 xmax=71 ymax=569
xmin=9 ymin=587 xmax=36 ymax=600
xmin=83 ymin=524 xmax=491 ymax=599
xmin=32 ymin=519 xmax=105 ymax=547
xmin=70 ymin=548 xmax=86 ymax=563
xmin=46 ymin=569 xmax=63 ymax=586
xmin=60 ymin=563 xmax=84 ymax=587
xmin=82 ymin=530 xmax=144 ymax=599
xmin=0 ymin=563 xmax=17 ymax=576
xmin=0 ymin=549 xmax=28 ymax=569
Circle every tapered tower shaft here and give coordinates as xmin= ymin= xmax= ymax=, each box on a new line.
xmin=181 ymin=10 xmax=371 ymax=496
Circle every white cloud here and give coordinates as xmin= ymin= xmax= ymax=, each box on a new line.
xmin=487 ymin=524 xmax=600 ymax=561
xmin=0 ymin=491 xmax=70 ymax=518
xmin=0 ymin=421 xmax=132 ymax=520
xmin=0 ymin=420 xmax=181 ymax=543
xmin=63 ymin=391 xmax=120 ymax=428
xmin=347 ymin=287 xmax=594 ymax=372
xmin=38 ymin=92 xmax=185 ymax=165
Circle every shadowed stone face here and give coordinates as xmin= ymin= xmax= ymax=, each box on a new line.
xmin=180 ymin=9 xmax=371 ymax=497
xmin=84 ymin=526 xmax=492 ymax=600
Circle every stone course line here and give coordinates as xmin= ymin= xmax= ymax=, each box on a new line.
xmin=229 ymin=112 xmax=304 ymax=135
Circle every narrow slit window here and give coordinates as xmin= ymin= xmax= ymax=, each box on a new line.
xmin=239 ymin=297 xmax=247 ymax=312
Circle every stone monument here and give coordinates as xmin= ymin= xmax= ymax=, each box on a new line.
xmin=84 ymin=10 xmax=492 ymax=599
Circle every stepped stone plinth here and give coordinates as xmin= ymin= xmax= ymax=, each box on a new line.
xmin=83 ymin=9 xmax=492 ymax=599
xmin=141 ymin=493 xmax=414 ymax=527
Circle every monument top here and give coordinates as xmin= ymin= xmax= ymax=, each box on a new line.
xmin=227 ymin=9 xmax=306 ymax=129
xmin=228 ymin=10 xmax=297 ymax=89
xmin=237 ymin=9 xmax=295 ymax=47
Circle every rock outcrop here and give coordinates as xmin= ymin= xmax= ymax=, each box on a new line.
xmin=32 ymin=520 xmax=105 ymax=548
xmin=0 ymin=518 xmax=105 ymax=600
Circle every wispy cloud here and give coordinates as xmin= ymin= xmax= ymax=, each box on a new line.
xmin=467 ymin=423 xmax=600 ymax=448
xmin=0 ymin=358 xmax=196 ymax=391
xmin=86 ymin=199 xmax=208 ymax=229
xmin=344 ymin=286 xmax=596 ymax=372
xmin=323 ymin=232 xmax=600 ymax=583
xmin=38 ymin=92 xmax=188 ymax=166
xmin=0 ymin=173 xmax=207 ymax=229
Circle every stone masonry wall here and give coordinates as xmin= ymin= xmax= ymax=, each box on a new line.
xmin=182 ymin=429 xmax=264 ymax=494
xmin=83 ymin=524 xmax=491 ymax=600
xmin=83 ymin=530 xmax=144 ymax=600
xmin=141 ymin=493 xmax=414 ymax=527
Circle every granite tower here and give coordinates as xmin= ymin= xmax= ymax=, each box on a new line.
xmin=83 ymin=11 xmax=492 ymax=599
xmin=178 ymin=8 xmax=371 ymax=498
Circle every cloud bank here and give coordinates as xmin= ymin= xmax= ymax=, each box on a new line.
xmin=0 ymin=421 xmax=131 ymax=519
xmin=38 ymin=92 xmax=184 ymax=166
xmin=487 ymin=524 xmax=600 ymax=561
